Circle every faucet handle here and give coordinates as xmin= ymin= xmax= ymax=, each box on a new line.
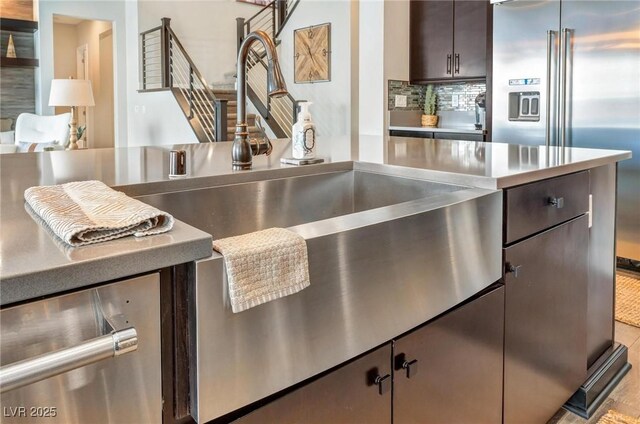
xmin=250 ymin=116 xmax=273 ymax=156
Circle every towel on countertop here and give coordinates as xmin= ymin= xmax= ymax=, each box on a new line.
xmin=213 ymin=227 xmax=310 ymax=313
xmin=24 ymin=180 xmax=174 ymax=246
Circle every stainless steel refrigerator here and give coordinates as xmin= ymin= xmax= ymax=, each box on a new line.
xmin=492 ymin=0 xmax=640 ymax=263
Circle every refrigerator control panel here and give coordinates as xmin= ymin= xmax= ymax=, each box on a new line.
xmin=508 ymin=91 xmax=540 ymax=122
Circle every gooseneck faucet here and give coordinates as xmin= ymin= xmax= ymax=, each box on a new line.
xmin=233 ymin=30 xmax=288 ymax=170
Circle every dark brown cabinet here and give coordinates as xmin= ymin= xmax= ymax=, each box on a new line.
xmin=233 ymin=344 xmax=392 ymax=424
xmin=503 ymin=211 xmax=588 ymax=423
xmin=234 ymin=287 xmax=504 ymax=424
xmin=394 ymin=286 xmax=504 ymax=424
xmin=410 ymin=0 xmax=489 ymax=82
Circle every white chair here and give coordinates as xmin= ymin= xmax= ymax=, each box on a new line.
xmin=0 ymin=113 xmax=72 ymax=153
xmin=15 ymin=113 xmax=71 ymax=146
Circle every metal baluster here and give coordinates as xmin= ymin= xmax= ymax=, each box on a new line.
xmin=189 ymin=65 xmax=194 ymax=119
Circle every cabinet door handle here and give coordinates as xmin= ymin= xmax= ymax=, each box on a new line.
xmin=374 ymin=373 xmax=391 ymax=395
xmin=548 ymin=196 xmax=565 ymax=209
xmin=446 ymin=54 xmax=452 ymax=74
xmin=506 ymin=263 xmax=522 ymax=278
xmin=402 ymin=359 xmax=419 ymax=379
xmin=454 ymin=53 xmax=460 ymax=74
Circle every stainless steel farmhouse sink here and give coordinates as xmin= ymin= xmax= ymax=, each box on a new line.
xmin=137 ymin=161 xmax=503 ymax=423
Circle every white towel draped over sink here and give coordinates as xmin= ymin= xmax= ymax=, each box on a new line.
xmin=213 ymin=227 xmax=311 ymax=313
xmin=24 ymin=180 xmax=174 ymax=246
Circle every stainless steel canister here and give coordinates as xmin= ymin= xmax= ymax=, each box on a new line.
xmin=169 ymin=150 xmax=186 ymax=176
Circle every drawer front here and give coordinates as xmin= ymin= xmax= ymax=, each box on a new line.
xmin=505 ymin=171 xmax=589 ymax=244
xmin=0 ymin=274 xmax=161 ymax=424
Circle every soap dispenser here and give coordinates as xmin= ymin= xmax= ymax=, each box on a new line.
xmin=292 ymin=102 xmax=316 ymax=160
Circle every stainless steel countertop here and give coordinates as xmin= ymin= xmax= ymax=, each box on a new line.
xmin=0 ymin=140 xmax=358 ymax=306
xmin=389 ymin=125 xmax=485 ymax=135
xmin=0 ymin=137 xmax=630 ymax=305
xmin=384 ymin=136 xmax=631 ymax=189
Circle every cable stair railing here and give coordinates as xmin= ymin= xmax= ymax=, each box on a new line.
xmin=140 ymin=18 xmax=228 ymax=143
xmin=237 ymin=0 xmax=301 ymax=138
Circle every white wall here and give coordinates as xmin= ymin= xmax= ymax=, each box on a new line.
xmin=38 ymin=0 xmax=130 ymax=148
xmin=96 ymin=29 xmax=115 ymax=148
xmin=358 ymin=0 xmax=409 ymax=163
xmin=127 ymin=90 xmax=199 ymax=147
xmin=277 ymin=0 xmax=358 ymax=161
xmin=52 ymin=22 xmax=77 ymax=116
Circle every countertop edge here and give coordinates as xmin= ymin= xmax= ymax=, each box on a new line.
xmin=0 ymin=230 xmax=212 ymax=307
xmin=495 ymin=151 xmax=632 ymax=188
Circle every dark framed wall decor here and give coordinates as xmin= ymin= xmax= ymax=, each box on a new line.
xmin=294 ymin=22 xmax=331 ymax=83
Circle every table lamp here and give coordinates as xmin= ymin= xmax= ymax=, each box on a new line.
xmin=48 ymin=78 xmax=95 ymax=150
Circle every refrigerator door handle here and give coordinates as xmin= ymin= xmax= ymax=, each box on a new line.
xmin=545 ymin=30 xmax=557 ymax=148
xmin=559 ymin=28 xmax=572 ymax=149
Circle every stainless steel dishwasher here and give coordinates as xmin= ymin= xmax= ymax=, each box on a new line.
xmin=0 ymin=273 xmax=161 ymax=423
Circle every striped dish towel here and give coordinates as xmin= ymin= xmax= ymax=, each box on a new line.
xmin=24 ymin=180 xmax=174 ymax=246
xmin=213 ymin=228 xmax=310 ymax=313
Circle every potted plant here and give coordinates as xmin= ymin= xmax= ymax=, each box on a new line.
xmin=421 ymin=84 xmax=438 ymax=127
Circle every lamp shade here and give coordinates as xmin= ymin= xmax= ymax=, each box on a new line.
xmin=49 ymin=79 xmax=95 ymax=107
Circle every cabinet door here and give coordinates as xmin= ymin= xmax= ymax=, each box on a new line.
xmin=453 ymin=0 xmax=488 ymax=79
xmin=394 ymin=287 xmax=504 ymax=424
xmin=233 ymin=344 xmax=392 ymax=424
xmin=410 ymin=0 xmax=454 ymax=81
xmin=504 ymin=215 xmax=588 ymax=424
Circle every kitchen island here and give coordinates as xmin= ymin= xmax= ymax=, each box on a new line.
xmin=0 ymin=138 xmax=631 ymax=424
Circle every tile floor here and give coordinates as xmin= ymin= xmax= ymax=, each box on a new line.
xmin=549 ymin=320 xmax=640 ymax=423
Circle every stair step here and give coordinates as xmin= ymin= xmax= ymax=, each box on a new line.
xmin=227 ymin=113 xmax=256 ymax=125
xmin=212 ymin=88 xmax=236 ymax=95
xmin=226 ymin=126 xmax=262 ymax=135
xmin=212 ymin=90 xmax=237 ymax=101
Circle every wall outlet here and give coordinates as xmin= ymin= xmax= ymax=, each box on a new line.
xmin=452 ymin=94 xmax=460 ymax=108
xmin=395 ymin=95 xmax=407 ymax=108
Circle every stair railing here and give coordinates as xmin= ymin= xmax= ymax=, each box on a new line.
xmin=140 ymin=18 xmax=227 ymax=142
xmin=236 ymin=0 xmax=300 ymax=138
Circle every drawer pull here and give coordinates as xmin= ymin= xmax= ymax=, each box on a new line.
xmin=0 ymin=327 xmax=138 ymax=393
xmin=374 ymin=373 xmax=391 ymax=395
xmin=548 ymin=196 xmax=565 ymax=209
xmin=506 ymin=263 xmax=522 ymax=278
xmin=402 ymin=359 xmax=419 ymax=379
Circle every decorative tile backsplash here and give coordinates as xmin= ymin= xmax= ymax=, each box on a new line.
xmin=388 ymin=80 xmax=424 ymax=111
xmin=389 ymin=80 xmax=486 ymax=113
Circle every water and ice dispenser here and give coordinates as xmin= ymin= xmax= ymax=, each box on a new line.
xmin=508 ymin=91 xmax=540 ymax=121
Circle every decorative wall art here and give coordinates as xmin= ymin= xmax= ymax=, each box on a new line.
xmin=7 ymin=34 xmax=17 ymax=58
xmin=294 ymin=23 xmax=330 ymax=83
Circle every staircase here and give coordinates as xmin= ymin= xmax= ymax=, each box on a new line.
xmin=209 ymin=88 xmax=263 ymax=142
xmin=140 ymin=18 xmax=231 ymax=142
xmin=139 ymin=0 xmax=300 ymax=143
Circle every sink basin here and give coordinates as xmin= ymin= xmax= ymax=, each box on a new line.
xmin=136 ymin=161 xmax=502 ymax=423
xmin=137 ymin=168 xmax=465 ymax=239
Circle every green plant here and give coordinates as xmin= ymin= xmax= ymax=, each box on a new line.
xmin=423 ymin=85 xmax=437 ymax=116
xmin=76 ymin=125 xmax=86 ymax=140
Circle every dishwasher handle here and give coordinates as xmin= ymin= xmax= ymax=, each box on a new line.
xmin=0 ymin=327 xmax=137 ymax=394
